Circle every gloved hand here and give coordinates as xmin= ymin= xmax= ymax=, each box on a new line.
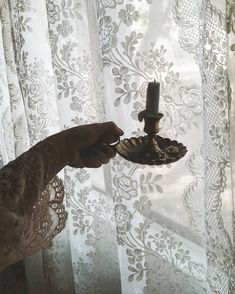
xmin=47 ymin=122 xmax=124 ymax=168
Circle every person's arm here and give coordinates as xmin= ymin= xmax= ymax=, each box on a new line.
xmin=0 ymin=122 xmax=123 ymax=270
xmin=0 ymin=139 xmax=62 ymax=271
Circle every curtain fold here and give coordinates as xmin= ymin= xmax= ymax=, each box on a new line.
xmin=0 ymin=0 xmax=235 ymax=293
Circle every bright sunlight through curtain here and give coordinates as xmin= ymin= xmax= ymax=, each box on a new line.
xmin=0 ymin=0 xmax=235 ymax=293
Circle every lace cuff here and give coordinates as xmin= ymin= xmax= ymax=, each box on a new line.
xmin=0 ymin=140 xmax=67 ymax=270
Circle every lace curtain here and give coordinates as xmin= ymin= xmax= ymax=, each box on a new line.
xmin=0 ymin=0 xmax=235 ymax=293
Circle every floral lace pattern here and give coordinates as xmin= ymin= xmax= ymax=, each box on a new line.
xmin=0 ymin=0 xmax=234 ymax=293
xmin=174 ymin=0 xmax=235 ymax=292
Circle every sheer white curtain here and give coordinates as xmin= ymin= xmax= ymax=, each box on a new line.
xmin=0 ymin=0 xmax=235 ymax=293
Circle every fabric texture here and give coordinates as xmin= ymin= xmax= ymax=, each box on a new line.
xmin=0 ymin=0 xmax=235 ymax=293
xmin=0 ymin=140 xmax=67 ymax=271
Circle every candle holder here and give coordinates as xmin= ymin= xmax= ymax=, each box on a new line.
xmin=114 ymin=109 xmax=187 ymax=165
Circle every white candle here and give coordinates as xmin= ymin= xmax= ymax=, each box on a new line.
xmin=146 ymin=80 xmax=160 ymax=115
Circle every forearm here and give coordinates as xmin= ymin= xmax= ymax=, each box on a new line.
xmin=31 ymin=135 xmax=68 ymax=181
xmin=0 ymin=138 xmax=65 ymax=212
xmin=0 ymin=135 xmax=68 ymax=270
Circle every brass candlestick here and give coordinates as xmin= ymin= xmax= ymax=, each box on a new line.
xmin=114 ymin=110 xmax=187 ymax=165
xmin=113 ymin=81 xmax=187 ymax=165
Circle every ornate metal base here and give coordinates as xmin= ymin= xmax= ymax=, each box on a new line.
xmin=115 ymin=135 xmax=187 ymax=165
xmin=113 ymin=110 xmax=187 ymax=166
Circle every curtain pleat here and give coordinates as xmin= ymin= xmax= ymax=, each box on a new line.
xmin=0 ymin=0 xmax=235 ymax=293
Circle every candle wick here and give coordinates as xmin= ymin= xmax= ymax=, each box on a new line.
xmin=154 ymin=79 xmax=156 ymax=83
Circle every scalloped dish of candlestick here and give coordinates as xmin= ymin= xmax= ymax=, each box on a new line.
xmin=115 ymin=135 xmax=187 ymax=165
